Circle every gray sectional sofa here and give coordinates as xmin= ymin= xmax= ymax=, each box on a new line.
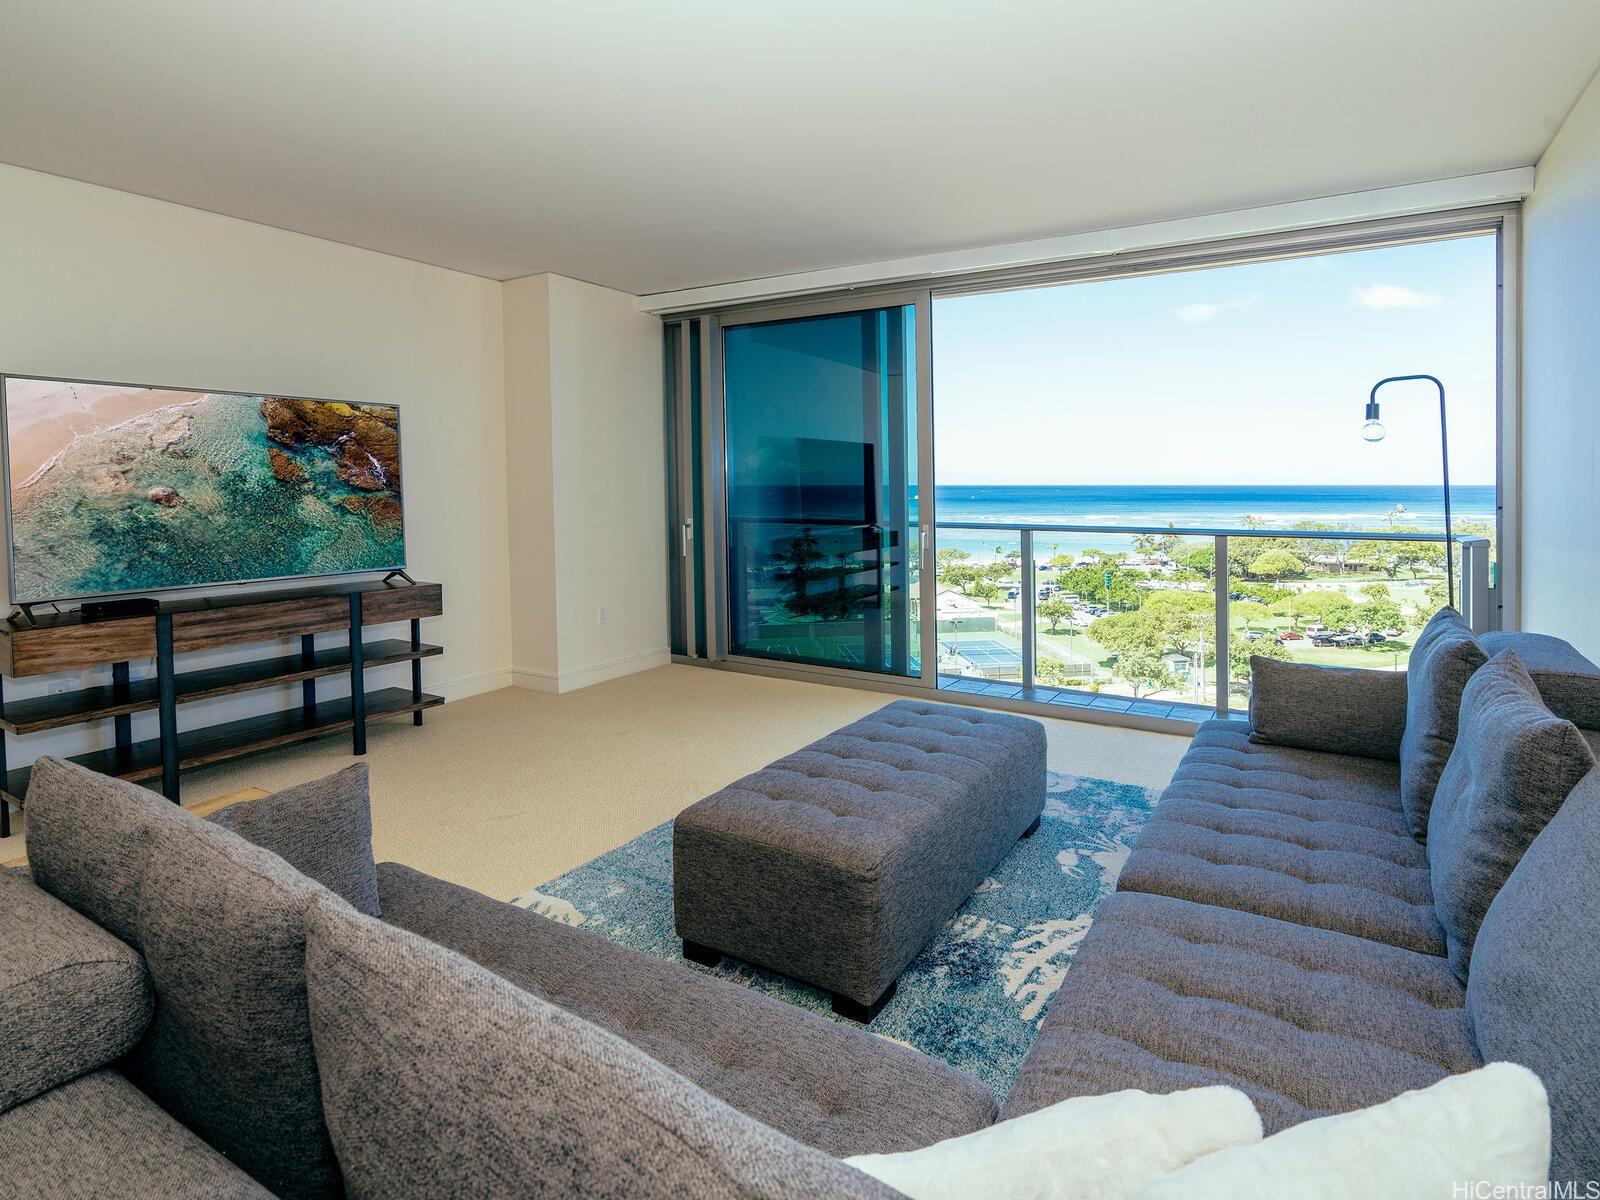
xmin=1 ymin=757 xmax=992 ymax=1198
xmin=4 ymin=610 xmax=1598 ymax=1194
xmin=1004 ymin=616 xmax=1600 ymax=1183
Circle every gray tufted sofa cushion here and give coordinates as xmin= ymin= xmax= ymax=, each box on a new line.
xmin=376 ymin=861 xmax=997 ymax=1157
xmin=0 ymin=1070 xmax=274 ymax=1199
xmin=1002 ymin=891 xmax=1480 ymax=1132
xmin=673 ymin=700 xmax=1046 ymax=1008
xmin=1117 ymin=721 xmax=1447 ymax=954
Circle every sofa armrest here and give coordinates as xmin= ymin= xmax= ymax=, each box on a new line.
xmin=1247 ymin=656 xmax=1408 ymax=761
xmin=0 ymin=872 xmax=152 ymax=1114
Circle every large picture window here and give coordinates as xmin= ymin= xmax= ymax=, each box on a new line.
xmin=665 ymin=215 xmax=1511 ymax=725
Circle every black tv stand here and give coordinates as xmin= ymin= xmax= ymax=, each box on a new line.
xmin=0 ymin=577 xmax=444 ymax=837
xmin=382 ymin=569 xmax=417 ymax=586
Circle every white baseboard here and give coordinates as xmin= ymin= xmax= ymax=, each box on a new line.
xmin=510 ymin=666 xmax=560 ymax=694
xmin=432 ymin=667 xmax=515 ymax=702
xmin=510 ymin=647 xmax=671 ymax=695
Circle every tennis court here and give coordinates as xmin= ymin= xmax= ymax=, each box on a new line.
xmin=942 ymin=638 xmax=1022 ymax=673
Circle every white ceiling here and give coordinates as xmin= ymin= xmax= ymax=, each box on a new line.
xmin=3 ymin=1 xmax=1597 ymax=295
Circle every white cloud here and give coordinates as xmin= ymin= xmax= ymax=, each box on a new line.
xmin=1353 ymin=283 xmax=1441 ymax=310
xmin=1174 ymin=294 xmax=1259 ymax=324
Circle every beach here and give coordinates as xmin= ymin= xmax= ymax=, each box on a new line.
xmin=3 ymin=379 xmax=208 ymax=489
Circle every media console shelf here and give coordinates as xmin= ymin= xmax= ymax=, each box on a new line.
xmin=0 ymin=578 xmax=443 ymax=836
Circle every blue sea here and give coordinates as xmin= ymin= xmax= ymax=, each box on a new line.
xmin=930 ymin=484 xmax=1495 ymax=559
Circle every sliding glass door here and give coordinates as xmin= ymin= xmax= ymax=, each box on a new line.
xmin=720 ymin=301 xmax=928 ymax=678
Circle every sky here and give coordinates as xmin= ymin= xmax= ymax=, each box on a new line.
xmin=932 ymin=233 xmax=1499 ymax=486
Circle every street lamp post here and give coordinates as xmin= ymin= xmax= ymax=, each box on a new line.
xmin=1362 ymin=374 xmax=1454 ymax=610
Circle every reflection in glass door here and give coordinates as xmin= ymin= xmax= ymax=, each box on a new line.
xmin=722 ymin=305 xmax=921 ymax=676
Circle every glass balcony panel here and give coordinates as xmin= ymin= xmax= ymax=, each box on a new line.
xmin=1226 ymin=530 xmax=1450 ymax=711
xmin=934 ymin=530 xmax=1023 ymax=686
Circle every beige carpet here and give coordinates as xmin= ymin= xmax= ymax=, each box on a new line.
xmin=3 ymin=665 xmax=1190 ymax=899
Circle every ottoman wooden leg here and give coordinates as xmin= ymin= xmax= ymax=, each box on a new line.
xmin=1020 ymin=816 xmax=1041 ymax=839
xmin=683 ymin=940 xmax=722 ymax=967
xmin=832 ymin=980 xmax=896 ymax=1024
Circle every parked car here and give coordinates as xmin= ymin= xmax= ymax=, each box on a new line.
xmin=1333 ymin=634 xmax=1364 ymax=647
xmin=1304 ymin=624 xmax=1329 ymax=636
xmin=1277 ymin=631 xmax=1305 ymax=642
xmin=1366 ymin=631 xmax=1387 ymax=644
xmin=1311 ymin=634 xmax=1339 ymax=647
xmin=1007 ymin=588 xmax=1020 ymax=600
xmin=1243 ymin=629 xmax=1267 ymax=642
xmin=1227 ymin=591 xmax=1245 ymax=601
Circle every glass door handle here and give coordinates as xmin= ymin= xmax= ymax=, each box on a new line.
xmin=681 ymin=520 xmax=694 ymax=558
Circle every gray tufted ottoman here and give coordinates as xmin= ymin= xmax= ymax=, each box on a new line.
xmin=673 ymin=700 xmax=1047 ymax=1022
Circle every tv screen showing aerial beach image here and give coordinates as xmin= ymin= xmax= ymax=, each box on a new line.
xmin=2 ymin=376 xmax=404 ymax=604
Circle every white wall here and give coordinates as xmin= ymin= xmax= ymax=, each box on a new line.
xmin=502 ymin=274 xmax=561 ymax=680
xmin=504 ymin=273 xmax=667 ymax=691
xmin=1522 ymin=71 xmax=1600 ymax=657
xmin=0 ymin=162 xmax=514 ymax=765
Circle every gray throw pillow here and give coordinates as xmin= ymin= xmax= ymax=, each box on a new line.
xmin=1468 ymin=770 xmax=1600 ymax=1183
xmin=23 ymin=756 xmax=348 ymax=1200
xmin=1399 ymin=608 xmax=1488 ymax=840
xmin=207 ymin=763 xmax=380 ymax=915
xmin=1480 ymin=631 xmax=1600 ymax=729
xmin=1248 ymin=657 xmax=1408 ymax=761
xmin=1428 ymin=651 xmax=1594 ymax=982
xmin=302 ymin=900 xmax=903 ymax=1200
xmin=0 ymin=870 xmax=153 ymax=1114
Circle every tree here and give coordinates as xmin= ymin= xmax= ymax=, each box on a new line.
xmin=1246 ymin=548 xmax=1305 ymax=583
xmin=1228 ymin=630 xmax=1291 ymax=684
xmin=1231 ymin=600 xmax=1271 ymax=629
xmin=938 ymin=562 xmax=979 ymax=594
xmin=1424 ymin=580 xmax=1451 ymax=616
xmin=1230 ymin=580 xmax=1291 ymax=606
xmin=1360 ymin=596 xmax=1403 ymax=633
xmin=1360 ymin=582 xmax=1392 ymax=602
xmin=1117 ymin=644 xmax=1175 ymax=699
xmin=1034 ymin=655 xmax=1068 ymax=686
xmin=936 ymin=547 xmax=971 ymax=569
xmin=1274 ymin=589 xmax=1345 ymax=629
xmin=1038 ymin=597 xmax=1074 ymax=633
xmin=1325 ymin=598 xmax=1358 ymax=631
xmin=970 ymin=579 xmax=1002 ymax=605
xmin=1391 ymin=540 xmax=1445 ymax=581
xmin=1174 ymin=543 xmax=1216 ymax=579
xmin=1346 ymin=539 xmax=1395 ymax=577
xmin=1057 ymin=562 xmax=1144 ymax=611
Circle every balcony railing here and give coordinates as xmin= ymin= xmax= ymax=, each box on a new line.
xmin=936 ymin=522 xmax=1492 ymax=718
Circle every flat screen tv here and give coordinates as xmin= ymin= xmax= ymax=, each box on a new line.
xmin=1 ymin=375 xmax=405 ymax=605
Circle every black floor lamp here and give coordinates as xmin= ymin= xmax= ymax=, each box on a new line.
xmin=1361 ymin=373 xmax=1454 ymax=609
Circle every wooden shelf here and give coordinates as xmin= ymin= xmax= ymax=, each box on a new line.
xmin=5 ymin=687 xmax=442 ymax=804
xmin=0 ymin=640 xmax=442 ymax=735
xmin=0 ymin=578 xmax=445 ymax=834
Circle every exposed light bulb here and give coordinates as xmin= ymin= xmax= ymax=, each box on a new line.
xmin=1361 ymin=418 xmax=1387 ymax=443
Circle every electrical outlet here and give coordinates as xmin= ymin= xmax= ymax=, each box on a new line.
xmin=597 ymin=606 xmax=608 ymax=626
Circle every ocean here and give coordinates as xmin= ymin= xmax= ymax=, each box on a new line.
xmin=929 ymin=484 xmax=1496 ymax=559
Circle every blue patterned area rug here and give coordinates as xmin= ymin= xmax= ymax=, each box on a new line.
xmin=511 ymin=771 xmax=1159 ymax=1103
